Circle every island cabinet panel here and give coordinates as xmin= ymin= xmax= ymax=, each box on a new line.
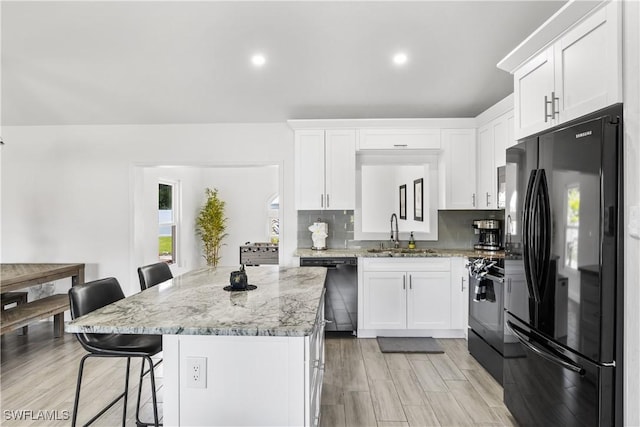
xmin=164 ymin=331 xmax=324 ymax=427
xmin=358 ymin=257 xmax=464 ymax=338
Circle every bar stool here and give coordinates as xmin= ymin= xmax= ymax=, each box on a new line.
xmin=1 ymin=292 xmax=29 ymax=334
xmin=68 ymin=277 xmax=162 ymax=427
xmin=135 ymin=262 xmax=172 ymax=425
xmin=137 ymin=262 xmax=173 ymax=291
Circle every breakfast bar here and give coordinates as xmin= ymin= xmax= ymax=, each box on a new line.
xmin=65 ymin=265 xmax=327 ymax=426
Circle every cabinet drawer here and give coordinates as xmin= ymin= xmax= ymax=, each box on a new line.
xmin=362 ymin=257 xmax=450 ymax=272
xmin=358 ymin=129 xmax=441 ymax=150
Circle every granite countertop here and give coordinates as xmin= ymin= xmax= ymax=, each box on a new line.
xmin=294 ymin=248 xmax=504 ymax=259
xmin=65 ymin=266 xmax=327 ymax=337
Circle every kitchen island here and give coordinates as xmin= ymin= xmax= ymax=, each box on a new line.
xmin=65 ymin=265 xmax=327 ymax=427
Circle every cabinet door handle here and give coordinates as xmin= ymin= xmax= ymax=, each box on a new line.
xmin=409 ymin=274 xmax=412 ymax=290
xmin=461 ymin=276 xmax=465 ymax=292
xmin=393 ymin=144 xmax=408 ymax=148
xmin=552 ymin=91 xmax=560 ymax=118
xmin=508 ymin=278 xmax=511 ymax=293
xmin=486 ymin=192 xmax=491 ymax=207
xmin=544 ymin=94 xmax=553 ymax=123
xmin=326 ymin=194 xmax=330 ymax=208
xmin=320 ymin=194 xmax=324 ymax=208
xmin=472 ymin=193 xmax=476 ymax=207
xmin=403 ymin=275 xmax=406 ymax=290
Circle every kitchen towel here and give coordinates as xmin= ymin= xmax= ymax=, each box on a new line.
xmin=377 ymin=337 xmax=444 ymax=353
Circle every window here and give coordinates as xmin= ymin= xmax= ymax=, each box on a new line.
xmin=268 ymin=194 xmax=279 ymax=244
xmin=565 ymin=185 xmax=580 ymax=269
xmin=159 ymin=181 xmax=178 ymax=264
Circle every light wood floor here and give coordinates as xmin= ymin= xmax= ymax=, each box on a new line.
xmin=321 ymin=333 xmax=518 ymax=427
xmin=1 ymin=322 xmax=517 ymax=426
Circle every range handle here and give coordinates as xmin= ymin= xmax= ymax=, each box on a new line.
xmin=506 ymin=320 xmax=585 ymax=375
xmin=484 ymin=273 xmax=504 ymax=284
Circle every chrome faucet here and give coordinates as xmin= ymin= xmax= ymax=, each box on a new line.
xmin=390 ymin=213 xmax=400 ymax=248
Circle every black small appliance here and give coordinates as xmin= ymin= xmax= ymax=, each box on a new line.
xmin=472 ymin=219 xmax=502 ymax=251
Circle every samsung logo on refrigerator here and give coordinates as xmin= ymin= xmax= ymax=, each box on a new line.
xmin=575 ymin=130 xmax=592 ymax=139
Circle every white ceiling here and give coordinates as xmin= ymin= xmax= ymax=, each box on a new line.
xmin=1 ymin=1 xmax=567 ymax=126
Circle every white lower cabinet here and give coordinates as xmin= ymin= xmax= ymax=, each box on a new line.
xmin=450 ymin=257 xmax=469 ymax=332
xmin=358 ymin=257 xmax=466 ymax=338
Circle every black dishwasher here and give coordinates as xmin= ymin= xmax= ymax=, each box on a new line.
xmin=299 ymin=257 xmax=357 ymax=333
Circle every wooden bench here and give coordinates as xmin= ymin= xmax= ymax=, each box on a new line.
xmin=1 ymin=292 xmax=29 ymax=334
xmin=0 ymin=294 xmax=69 ymax=337
xmin=1 ymin=263 xmax=84 ymax=338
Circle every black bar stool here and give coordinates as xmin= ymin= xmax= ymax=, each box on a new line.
xmin=137 ymin=262 xmax=173 ymax=291
xmin=68 ymin=277 xmax=162 ymax=427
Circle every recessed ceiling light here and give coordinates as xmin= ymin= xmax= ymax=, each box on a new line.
xmin=393 ymin=52 xmax=408 ymax=66
xmin=251 ymin=54 xmax=266 ymax=67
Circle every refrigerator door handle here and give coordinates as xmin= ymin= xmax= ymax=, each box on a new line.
xmin=506 ymin=320 xmax=586 ymax=375
xmin=522 ymin=170 xmax=540 ymax=303
xmin=537 ymin=170 xmax=552 ymax=294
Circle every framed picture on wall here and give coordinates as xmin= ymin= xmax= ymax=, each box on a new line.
xmin=399 ymin=184 xmax=407 ymax=220
xmin=414 ymin=178 xmax=423 ymax=221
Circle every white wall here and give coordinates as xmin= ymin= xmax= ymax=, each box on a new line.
xmin=1 ymin=123 xmax=294 ymax=296
xmin=622 ymin=1 xmax=640 ymax=425
xmin=135 ymin=165 xmax=278 ymax=277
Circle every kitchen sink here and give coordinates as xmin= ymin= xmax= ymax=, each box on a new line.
xmin=366 ymin=248 xmax=436 ymax=255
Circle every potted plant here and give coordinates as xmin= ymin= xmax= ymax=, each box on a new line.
xmin=196 ymin=188 xmax=228 ymax=267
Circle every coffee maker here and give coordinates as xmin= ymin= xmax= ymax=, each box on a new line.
xmin=473 ymin=219 xmax=502 ymax=251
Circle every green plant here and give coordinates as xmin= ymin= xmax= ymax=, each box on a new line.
xmin=196 ymin=188 xmax=228 ymax=267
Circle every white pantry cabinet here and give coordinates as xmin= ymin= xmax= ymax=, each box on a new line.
xmin=442 ymin=129 xmax=477 ymax=209
xmin=358 ymin=128 xmax=441 ymax=150
xmin=358 ymin=257 xmax=466 ymax=338
xmin=513 ymin=1 xmax=621 ymax=139
xmin=476 ymin=110 xmax=513 ymax=209
xmin=295 ymin=129 xmax=356 ymax=210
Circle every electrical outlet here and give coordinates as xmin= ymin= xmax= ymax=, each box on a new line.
xmin=186 ymin=356 xmax=207 ymax=389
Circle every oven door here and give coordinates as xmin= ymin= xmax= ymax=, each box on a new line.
xmin=468 ymin=272 xmax=504 ymax=353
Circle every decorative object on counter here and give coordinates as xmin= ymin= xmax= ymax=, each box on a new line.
xmin=413 ymin=178 xmax=423 ymax=221
xmin=408 ymin=231 xmax=416 ymax=249
xmin=377 ymin=337 xmax=443 ymax=353
xmin=399 ymin=184 xmax=407 ymax=220
xmin=196 ymin=188 xmax=228 ymax=267
xmin=308 ymin=220 xmax=328 ymax=250
xmin=224 ymin=265 xmax=257 ymax=292
xmin=472 ymin=219 xmax=502 ymax=251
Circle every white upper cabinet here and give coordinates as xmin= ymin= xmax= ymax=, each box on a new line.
xmin=295 ymin=129 xmax=356 ymax=210
xmin=442 ymin=128 xmax=477 ymax=209
xmin=511 ymin=1 xmax=621 ymax=140
xmin=325 ymin=130 xmax=357 ymax=210
xmin=358 ymin=129 xmax=441 ymax=150
xmin=476 ymin=110 xmax=512 ymax=210
xmin=514 ymin=47 xmax=556 ymax=139
xmin=554 ymin=4 xmax=621 ymax=123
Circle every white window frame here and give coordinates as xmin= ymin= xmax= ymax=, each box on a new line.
xmin=159 ymin=179 xmax=181 ymax=265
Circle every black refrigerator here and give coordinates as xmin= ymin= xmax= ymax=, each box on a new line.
xmin=503 ymin=104 xmax=623 ymax=427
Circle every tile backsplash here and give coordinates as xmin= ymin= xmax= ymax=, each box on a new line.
xmin=297 ymin=210 xmax=355 ymax=249
xmin=297 ymin=209 xmax=504 ymax=249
